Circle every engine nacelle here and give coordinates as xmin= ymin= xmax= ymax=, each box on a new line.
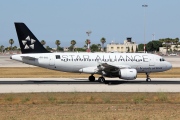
xmin=79 ymin=67 xmax=98 ymax=74
xmin=119 ymin=69 xmax=137 ymax=80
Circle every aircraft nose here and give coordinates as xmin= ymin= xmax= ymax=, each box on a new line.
xmin=166 ymin=62 xmax=172 ymax=70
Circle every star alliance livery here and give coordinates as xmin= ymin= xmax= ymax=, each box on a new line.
xmin=11 ymin=23 xmax=172 ymax=82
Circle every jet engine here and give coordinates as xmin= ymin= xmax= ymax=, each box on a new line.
xmin=79 ymin=67 xmax=98 ymax=74
xmin=119 ymin=69 xmax=137 ymax=80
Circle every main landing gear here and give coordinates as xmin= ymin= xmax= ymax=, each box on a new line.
xmin=146 ymin=73 xmax=151 ymax=82
xmin=88 ymin=75 xmax=106 ymax=83
xmin=89 ymin=75 xmax=95 ymax=82
xmin=98 ymin=76 xmax=105 ymax=83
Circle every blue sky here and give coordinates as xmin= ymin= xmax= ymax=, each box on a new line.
xmin=0 ymin=0 xmax=180 ymax=48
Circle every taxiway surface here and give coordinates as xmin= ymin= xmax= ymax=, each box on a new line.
xmin=0 ymin=78 xmax=180 ymax=93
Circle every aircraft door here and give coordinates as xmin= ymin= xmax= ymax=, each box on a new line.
xmin=49 ymin=55 xmax=55 ymax=66
xmin=149 ymin=56 xmax=155 ymax=66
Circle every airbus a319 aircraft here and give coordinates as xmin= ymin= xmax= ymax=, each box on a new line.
xmin=11 ymin=23 xmax=172 ymax=82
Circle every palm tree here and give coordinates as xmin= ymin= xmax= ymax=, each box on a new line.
xmin=174 ymin=38 xmax=179 ymax=51
xmin=85 ymin=39 xmax=89 ymax=46
xmin=165 ymin=38 xmax=172 ymax=53
xmin=55 ymin=40 xmax=61 ymax=51
xmin=85 ymin=39 xmax=91 ymax=49
xmin=9 ymin=39 xmax=14 ymax=53
xmin=0 ymin=45 xmax=4 ymax=53
xmin=84 ymin=45 xmax=87 ymax=49
xmin=40 ymin=40 xmax=46 ymax=46
xmin=100 ymin=37 xmax=106 ymax=51
xmin=70 ymin=40 xmax=76 ymax=51
xmin=97 ymin=44 xmax=101 ymax=51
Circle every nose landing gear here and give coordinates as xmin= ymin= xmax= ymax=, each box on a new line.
xmin=146 ymin=73 xmax=151 ymax=82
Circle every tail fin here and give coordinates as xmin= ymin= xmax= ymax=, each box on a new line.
xmin=14 ymin=22 xmax=50 ymax=54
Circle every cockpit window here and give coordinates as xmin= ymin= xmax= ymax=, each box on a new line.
xmin=160 ymin=58 xmax=165 ymax=61
xmin=56 ymin=55 xmax=60 ymax=59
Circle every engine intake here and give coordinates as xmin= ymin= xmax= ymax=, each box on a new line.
xmin=119 ymin=69 xmax=137 ymax=80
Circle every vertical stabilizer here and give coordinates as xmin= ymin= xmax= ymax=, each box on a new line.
xmin=14 ymin=23 xmax=50 ymax=53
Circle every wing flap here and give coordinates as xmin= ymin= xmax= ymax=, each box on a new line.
xmin=98 ymin=62 xmax=131 ymax=72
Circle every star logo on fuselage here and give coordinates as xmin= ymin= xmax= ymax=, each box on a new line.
xmin=22 ymin=36 xmax=36 ymax=49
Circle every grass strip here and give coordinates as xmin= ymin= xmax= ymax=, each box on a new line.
xmin=0 ymin=67 xmax=180 ymax=78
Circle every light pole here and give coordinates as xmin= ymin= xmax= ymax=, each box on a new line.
xmin=142 ymin=4 xmax=148 ymax=53
xmin=152 ymin=33 xmax=155 ymax=41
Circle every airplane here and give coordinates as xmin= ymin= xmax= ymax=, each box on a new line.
xmin=10 ymin=23 xmax=172 ymax=83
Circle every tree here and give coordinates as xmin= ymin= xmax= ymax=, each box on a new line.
xmin=57 ymin=46 xmax=64 ymax=51
xmin=173 ymin=38 xmax=179 ymax=51
xmin=55 ymin=40 xmax=61 ymax=51
xmin=97 ymin=44 xmax=101 ymax=51
xmin=85 ymin=39 xmax=91 ymax=50
xmin=46 ymin=46 xmax=52 ymax=51
xmin=0 ymin=45 xmax=4 ymax=53
xmin=146 ymin=40 xmax=162 ymax=52
xmin=68 ymin=45 xmax=74 ymax=51
xmin=12 ymin=46 xmax=17 ymax=50
xmin=138 ymin=44 xmax=144 ymax=51
xmin=84 ymin=45 xmax=87 ymax=49
xmin=41 ymin=40 xmax=46 ymax=46
xmin=70 ymin=40 xmax=76 ymax=51
xmin=100 ymin=37 xmax=106 ymax=51
xmin=90 ymin=44 xmax=99 ymax=52
xmin=76 ymin=48 xmax=86 ymax=52
xmin=9 ymin=39 xmax=14 ymax=52
xmin=159 ymin=38 xmax=173 ymax=53
xmin=85 ymin=39 xmax=89 ymax=46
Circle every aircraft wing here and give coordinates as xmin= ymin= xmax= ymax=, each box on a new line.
xmin=79 ymin=62 xmax=131 ymax=74
xmin=97 ymin=62 xmax=131 ymax=72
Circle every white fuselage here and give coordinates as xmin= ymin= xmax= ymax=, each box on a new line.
xmin=11 ymin=52 xmax=172 ymax=74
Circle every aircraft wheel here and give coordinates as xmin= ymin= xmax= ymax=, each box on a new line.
xmin=98 ymin=77 xmax=105 ymax=83
xmin=146 ymin=73 xmax=151 ymax=82
xmin=146 ymin=78 xmax=151 ymax=82
xmin=89 ymin=76 xmax=95 ymax=82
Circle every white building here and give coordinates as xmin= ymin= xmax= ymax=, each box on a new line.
xmin=159 ymin=45 xmax=180 ymax=54
xmin=106 ymin=38 xmax=138 ymax=53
